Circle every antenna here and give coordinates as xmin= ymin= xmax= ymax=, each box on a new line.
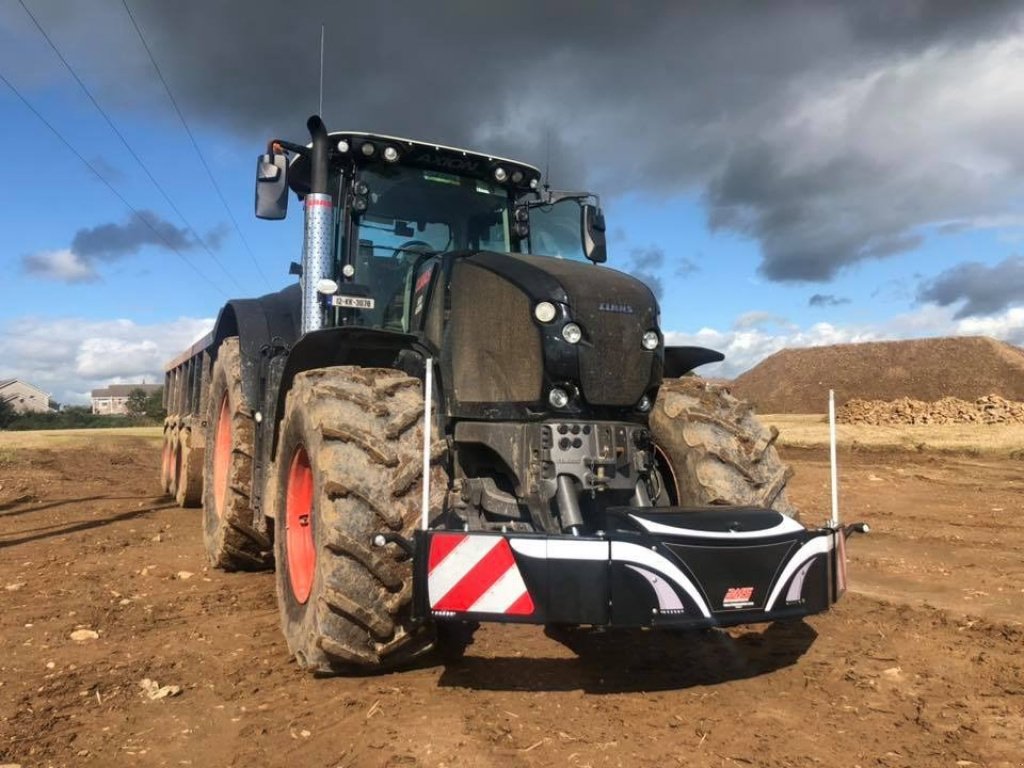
xmin=543 ymin=127 xmax=552 ymax=201
xmin=318 ymin=24 xmax=325 ymax=116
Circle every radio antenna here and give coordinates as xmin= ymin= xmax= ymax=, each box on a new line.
xmin=543 ymin=127 xmax=552 ymax=199
xmin=318 ymin=24 xmax=325 ymax=116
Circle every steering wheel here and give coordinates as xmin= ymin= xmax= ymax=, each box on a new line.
xmin=391 ymin=240 xmax=435 ymax=261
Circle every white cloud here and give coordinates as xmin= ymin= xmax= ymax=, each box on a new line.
xmin=0 ymin=315 xmax=214 ymax=405
xmin=667 ymin=304 xmax=1024 ymax=378
xmin=21 ymin=249 xmax=97 ymax=283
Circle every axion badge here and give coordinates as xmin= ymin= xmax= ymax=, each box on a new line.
xmin=598 ymin=302 xmax=634 ymax=314
xmin=723 ymin=586 xmax=755 ymax=608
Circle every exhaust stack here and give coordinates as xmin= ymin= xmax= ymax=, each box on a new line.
xmin=301 ymin=115 xmax=332 ymax=334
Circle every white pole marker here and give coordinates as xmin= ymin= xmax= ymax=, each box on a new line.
xmin=421 ymin=358 xmax=434 ymax=531
xmin=829 ymin=388 xmax=839 ymax=527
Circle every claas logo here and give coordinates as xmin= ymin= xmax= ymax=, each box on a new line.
xmin=723 ymin=586 xmax=755 ymax=606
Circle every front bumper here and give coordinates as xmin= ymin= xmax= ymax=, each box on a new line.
xmin=412 ymin=507 xmax=864 ymax=629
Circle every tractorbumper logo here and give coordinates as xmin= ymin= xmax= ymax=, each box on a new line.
xmin=723 ymin=586 xmax=755 ymax=608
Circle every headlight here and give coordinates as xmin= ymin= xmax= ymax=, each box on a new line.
xmin=562 ymin=323 xmax=583 ymax=344
xmin=642 ymin=330 xmax=659 ymax=350
xmin=534 ymin=302 xmax=557 ymax=323
xmin=548 ymin=388 xmax=570 ymax=408
xmin=494 ymin=167 xmax=508 ymax=182
xmin=383 ymin=146 xmax=399 ymax=162
xmin=360 ymin=142 xmax=376 ymax=157
xmin=336 ymin=139 xmax=350 ymax=153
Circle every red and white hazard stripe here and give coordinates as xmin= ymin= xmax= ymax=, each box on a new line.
xmin=428 ymin=533 xmax=534 ymax=615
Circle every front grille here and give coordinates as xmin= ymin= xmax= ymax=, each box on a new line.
xmin=574 ymin=298 xmax=655 ymax=406
xmin=449 ymin=262 xmax=543 ymax=403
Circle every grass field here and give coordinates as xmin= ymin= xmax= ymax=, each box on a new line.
xmin=0 ymin=426 xmax=162 ymax=450
xmin=763 ymin=413 xmax=1024 ymax=456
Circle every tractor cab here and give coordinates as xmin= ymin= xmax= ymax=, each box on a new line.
xmin=255 ymin=121 xmax=606 ymax=334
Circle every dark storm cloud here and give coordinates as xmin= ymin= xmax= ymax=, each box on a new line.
xmin=9 ymin=1 xmax=1024 ymax=282
xmin=71 ymin=210 xmax=195 ymax=261
xmin=918 ymin=256 xmax=1024 ymax=318
xmin=808 ymin=293 xmax=851 ymax=308
xmin=21 ymin=210 xmax=220 ymax=283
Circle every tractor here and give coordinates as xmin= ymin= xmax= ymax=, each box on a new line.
xmin=161 ymin=115 xmax=861 ymax=672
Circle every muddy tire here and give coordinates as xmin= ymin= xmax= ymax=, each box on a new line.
xmin=160 ymin=419 xmax=177 ymax=495
xmin=202 ymin=337 xmax=272 ymax=570
xmin=272 ymin=366 xmax=448 ymax=672
xmin=175 ymin=426 xmax=204 ymax=508
xmin=651 ymin=378 xmax=798 ymax=517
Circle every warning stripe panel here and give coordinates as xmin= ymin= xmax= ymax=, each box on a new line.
xmin=428 ymin=532 xmax=466 ymax=572
xmin=427 ymin=534 xmax=535 ymax=616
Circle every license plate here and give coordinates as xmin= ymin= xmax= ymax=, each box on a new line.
xmin=330 ymin=295 xmax=375 ymax=310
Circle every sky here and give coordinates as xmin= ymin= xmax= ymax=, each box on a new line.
xmin=1 ymin=1 xmax=1023 ymax=404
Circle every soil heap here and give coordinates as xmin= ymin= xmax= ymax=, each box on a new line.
xmin=729 ymin=336 xmax=1024 ymax=413
xmin=838 ymin=394 xmax=1024 ymax=425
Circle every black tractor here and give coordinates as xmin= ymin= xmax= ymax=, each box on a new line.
xmin=162 ymin=116 xmax=857 ymax=674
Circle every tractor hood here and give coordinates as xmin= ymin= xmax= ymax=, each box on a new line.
xmin=445 ymin=251 xmax=661 ymax=413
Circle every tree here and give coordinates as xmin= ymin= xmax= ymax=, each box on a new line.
xmin=125 ymin=388 xmax=149 ymax=419
xmin=0 ymin=397 xmax=16 ymax=429
xmin=144 ymin=389 xmax=165 ymax=420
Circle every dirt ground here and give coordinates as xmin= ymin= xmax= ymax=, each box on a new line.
xmin=1 ymin=432 xmax=1022 ymax=768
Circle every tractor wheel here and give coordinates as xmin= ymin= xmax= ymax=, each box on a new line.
xmin=202 ymin=337 xmax=272 ymax=570
xmin=160 ymin=419 xmax=177 ymax=495
xmin=175 ymin=426 xmax=204 ymax=508
xmin=272 ymin=366 xmax=448 ymax=672
xmin=650 ymin=378 xmax=798 ymax=518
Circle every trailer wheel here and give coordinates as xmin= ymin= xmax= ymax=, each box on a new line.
xmin=202 ymin=337 xmax=272 ymax=570
xmin=651 ymin=378 xmax=798 ymax=518
xmin=272 ymin=366 xmax=448 ymax=672
xmin=175 ymin=426 xmax=204 ymax=508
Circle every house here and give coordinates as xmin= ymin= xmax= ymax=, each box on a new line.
xmin=0 ymin=379 xmax=53 ymax=413
xmin=91 ymin=383 xmax=162 ymax=415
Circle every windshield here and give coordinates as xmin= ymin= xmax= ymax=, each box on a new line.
xmin=526 ymin=199 xmax=589 ymax=263
xmin=345 ymin=165 xmax=512 ymax=329
xmin=355 ymin=166 xmax=511 ymax=254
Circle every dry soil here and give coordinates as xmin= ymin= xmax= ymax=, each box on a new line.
xmin=1 ymin=431 xmax=1022 ymax=767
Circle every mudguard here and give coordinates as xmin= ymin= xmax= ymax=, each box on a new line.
xmin=663 ymin=346 xmax=725 ymax=378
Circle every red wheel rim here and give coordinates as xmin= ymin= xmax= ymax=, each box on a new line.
xmin=213 ymin=395 xmax=232 ymax=518
xmin=286 ymin=447 xmax=315 ymax=604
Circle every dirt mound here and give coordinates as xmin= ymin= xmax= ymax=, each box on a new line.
xmin=839 ymin=394 xmax=1024 ymax=425
xmin=730 ymin=336 xmax=1024 ymax=413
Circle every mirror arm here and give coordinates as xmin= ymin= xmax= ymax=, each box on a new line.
xmin=527 ymin=189 xmax=600 ymax=208
xmin=267 ymin=139 xmax=309 ymax=157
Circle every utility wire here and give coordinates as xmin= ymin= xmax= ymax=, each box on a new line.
xmin=15 ymin=0 xmax=245 ymax=294
xmin=0 ymin=70 xmax=228 ymax=299
xmin=120 ymin=0 xmax=273 ymax=290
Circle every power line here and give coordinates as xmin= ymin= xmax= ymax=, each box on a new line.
xmin=15 ymin=0 xmax=245 ymax=294
xmin=0 ymin=70 xmax=228 ymax=299
xmin=120 ymin=0 xmax=273 ymax=290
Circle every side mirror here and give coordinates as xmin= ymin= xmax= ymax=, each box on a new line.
xmin=582 ymin=204 xmax=607 ymax=263
xmin=255 ymin=152 xmax=289 ymax=220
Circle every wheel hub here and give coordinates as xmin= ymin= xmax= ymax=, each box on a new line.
xmin=213 ymin=395 xmax=232 ymax=518
xmin=286 ymin=446 xmax=315 ymax=604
